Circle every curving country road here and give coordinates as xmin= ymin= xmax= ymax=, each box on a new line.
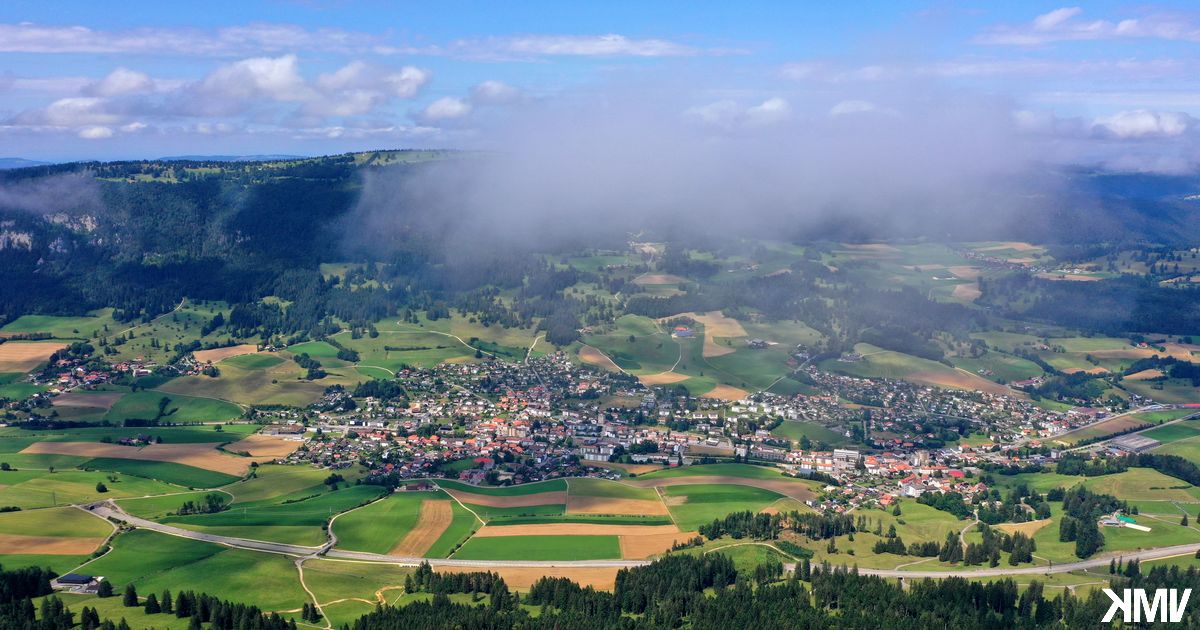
xmin=88 ymin=500 xmax=1200 ymax=577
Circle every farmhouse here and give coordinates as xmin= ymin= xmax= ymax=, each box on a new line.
xmin=52 ymin=574 xmax=105 ymax=593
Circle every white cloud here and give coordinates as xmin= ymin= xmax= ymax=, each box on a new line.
xmin=1092 ymin=110 xmax=1194 ymax=139
xmin=199 ymin=55 xmax=312 ymax=102
xmin=86 ymin=67 xmax=154 ymax=97
xmin=829 ymin=100 xmax=878 ymax=116
xmin=38 ymin=97 xmax=120 ymax=126
xmin=685 ymin=98 xmax=791 ymax=128
xmin=420 ymin=97 xmax=472 ymax=122
xmin=470 ymin=80 xmax=521 ymax=105
xmin=77 ymin=125 xmax=113 ymax=139
xmin=0 ymin=22 xmax=388 ymax=56
xmin=745 ymin=97 xmax=791 ymax=126
xmin=977 ymin=7 xmax=1200 ymax=45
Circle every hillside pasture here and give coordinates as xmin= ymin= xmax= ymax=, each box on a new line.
xmin=103 ymin=390 xmax=243 ymax=423
xmin=821 ymin=343 xmax=1015 ymax=396
xmin=20 ymin=441 xmax=263 ymax=477
xmin=0 ymin=506 xmax=111 ymax=555
xmin=158 ymin=351 xmax=363 ymax=406
xmin=0 ymin=469 xmax=182 ymax=508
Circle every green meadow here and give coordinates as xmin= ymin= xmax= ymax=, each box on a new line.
xmin=662 ymin=484 xmax=783 ymax=530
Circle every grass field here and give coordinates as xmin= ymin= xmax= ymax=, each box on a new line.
xmin=333 ymin=491 xmax=431 ymax=554
xmin=1142 ymin=418 xmax=1200 ymax=444
xmin=158 ymin=349 xmax=365 ymax=407
xmin=116 ymin=491 xmax=230 ymax=519
xmin=222 ymin=464 xmax=363 ymax=505
xmin=81 ymin=457 xmax=240 ymax=488
xmin=565 ymin=478 xmax=659 ymax=500
xmin=0 ymin=310 xmax=119 ymax=340
xmin=84 ymin=529 xmax=308 ymax=612
xmin=769 ymin=420 xmax=847 ymax=447
xmin=453 ymin=534 xmax=621 ymax=561
xmin=662 ymin=484 xmax=783 ymax=530
xmin=0 ymin=553 xmax=89 ymax=574
xmin=636 ymin=463 xmax=792 ymax=481
xmin=1081 ymin=468 xmax=1200 ymax=503
xmin=0 ymin=373 xmax=47 ymax=400
xmin=426 ymin=499 xmax=482 ymax=558
xmin=0 ymin=506 xmax=112 ymax=538
xmin=103 ymin=391 xmax=243 ymax=423
xmin=950 ymin=352 xmax=1044 ymax=383
xmin=0 ymin=469 xmax=182 ymax=509
xmin=820 ymin=343 xmax=1014 ymax=396
xmin=437 ymin=479 xmax=568 ymax=495
xmin=163 ymin=484 xmax=386 ymax=546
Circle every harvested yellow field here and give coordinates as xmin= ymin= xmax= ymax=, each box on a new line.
xmin=1126 ymin=369 xmax=1165 ymax=381
xmin=978 ymin=241 xmax=1039 ymax=252
xmin=842 ymin=243 xmax=900 ymax=254
xmin=444 ymin=489 xmax=567 ymax=508
xmin=589 ymin=461 xmax=663 ymax=476
xmin=194 ymin=344 xmax=259 ymax=364
xmin=952 ymin=282 xmax=981 ymax=301
xmin=566 ymin=495 xmax=670 ymax=516
xmin=1062 ymin=367 xmax=1110 ymax=375
xmin=669 ymin=311 xmax=748 ymax=358
xmin=910 ymin=369 xmax=1014 ymax=396
xmin=438 ymin=566 xmax=621 ymax=590
xmin=995 ymin=519 xmax=1052 ymax=537
xmin=0 ymin=342 xmax=65 ymax=372
xmin=1036 ymin=272 xmax=1102 ymax=282
xmin=20 ymin=441 xmax=269 ymax=476
xmin=619 ymin=532 xmax=698 ymax=559
xmin=947 ymin=266 xmax=982 ymax=280
xmin=701 ymin=384 xmax=748 ymax=401
xmin=223 ymin=434 xmax=302 ymax=458
xmin=0 ymin=534 xmax=106 ymax=555
xmin=637 ymin=372 xmax=690 ymax=385
xmin=52 ymin=392 xmax=123 ymax=409
xmin=473 ymin=523 xmax=680 ymax=537
xmin=578 ymin=345 xmax=622 ymax=372
xmin=390 ymin=500 xmax=453 ymax=556
xmin=632 ymin=274 xmax=687 ymax=285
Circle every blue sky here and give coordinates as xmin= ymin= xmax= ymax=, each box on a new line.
xmin=2 ymin=1 xmax=1199 ymax=167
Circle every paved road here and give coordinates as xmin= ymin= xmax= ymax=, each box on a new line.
xmin=91 ymin=500 xmax=1200 ymax=576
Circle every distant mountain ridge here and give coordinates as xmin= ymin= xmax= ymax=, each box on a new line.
xmin=157 ymin=154 xmax=308 ymax=162
xmin=0 ymin=157 xmax=51 ymax=169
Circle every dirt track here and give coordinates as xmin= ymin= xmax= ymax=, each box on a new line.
xmin=390 ymin=500 xmax=452 ymax=556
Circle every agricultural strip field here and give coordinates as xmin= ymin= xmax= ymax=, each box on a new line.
xmin=0 ymin=506 xmax=112 ymax=555
xmin=438 ymin=565 xmax=622 ymax=590
xmin=221 ymin=434 xmax=302 ymax=458
xmin=453 ymin=534 xmax=621 ymax=561
xmin=221 ymin=464 xmax=360 ymax=504
xmin=81 ymin=458 xmax=239 ymax=488
xmin=20 ymin=441 xmax=265 ymax=477
xmin=0 ymin=341 xmax=65 ymax=372
xmin=1054 ymin=410 xmax=1194 ymax=446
